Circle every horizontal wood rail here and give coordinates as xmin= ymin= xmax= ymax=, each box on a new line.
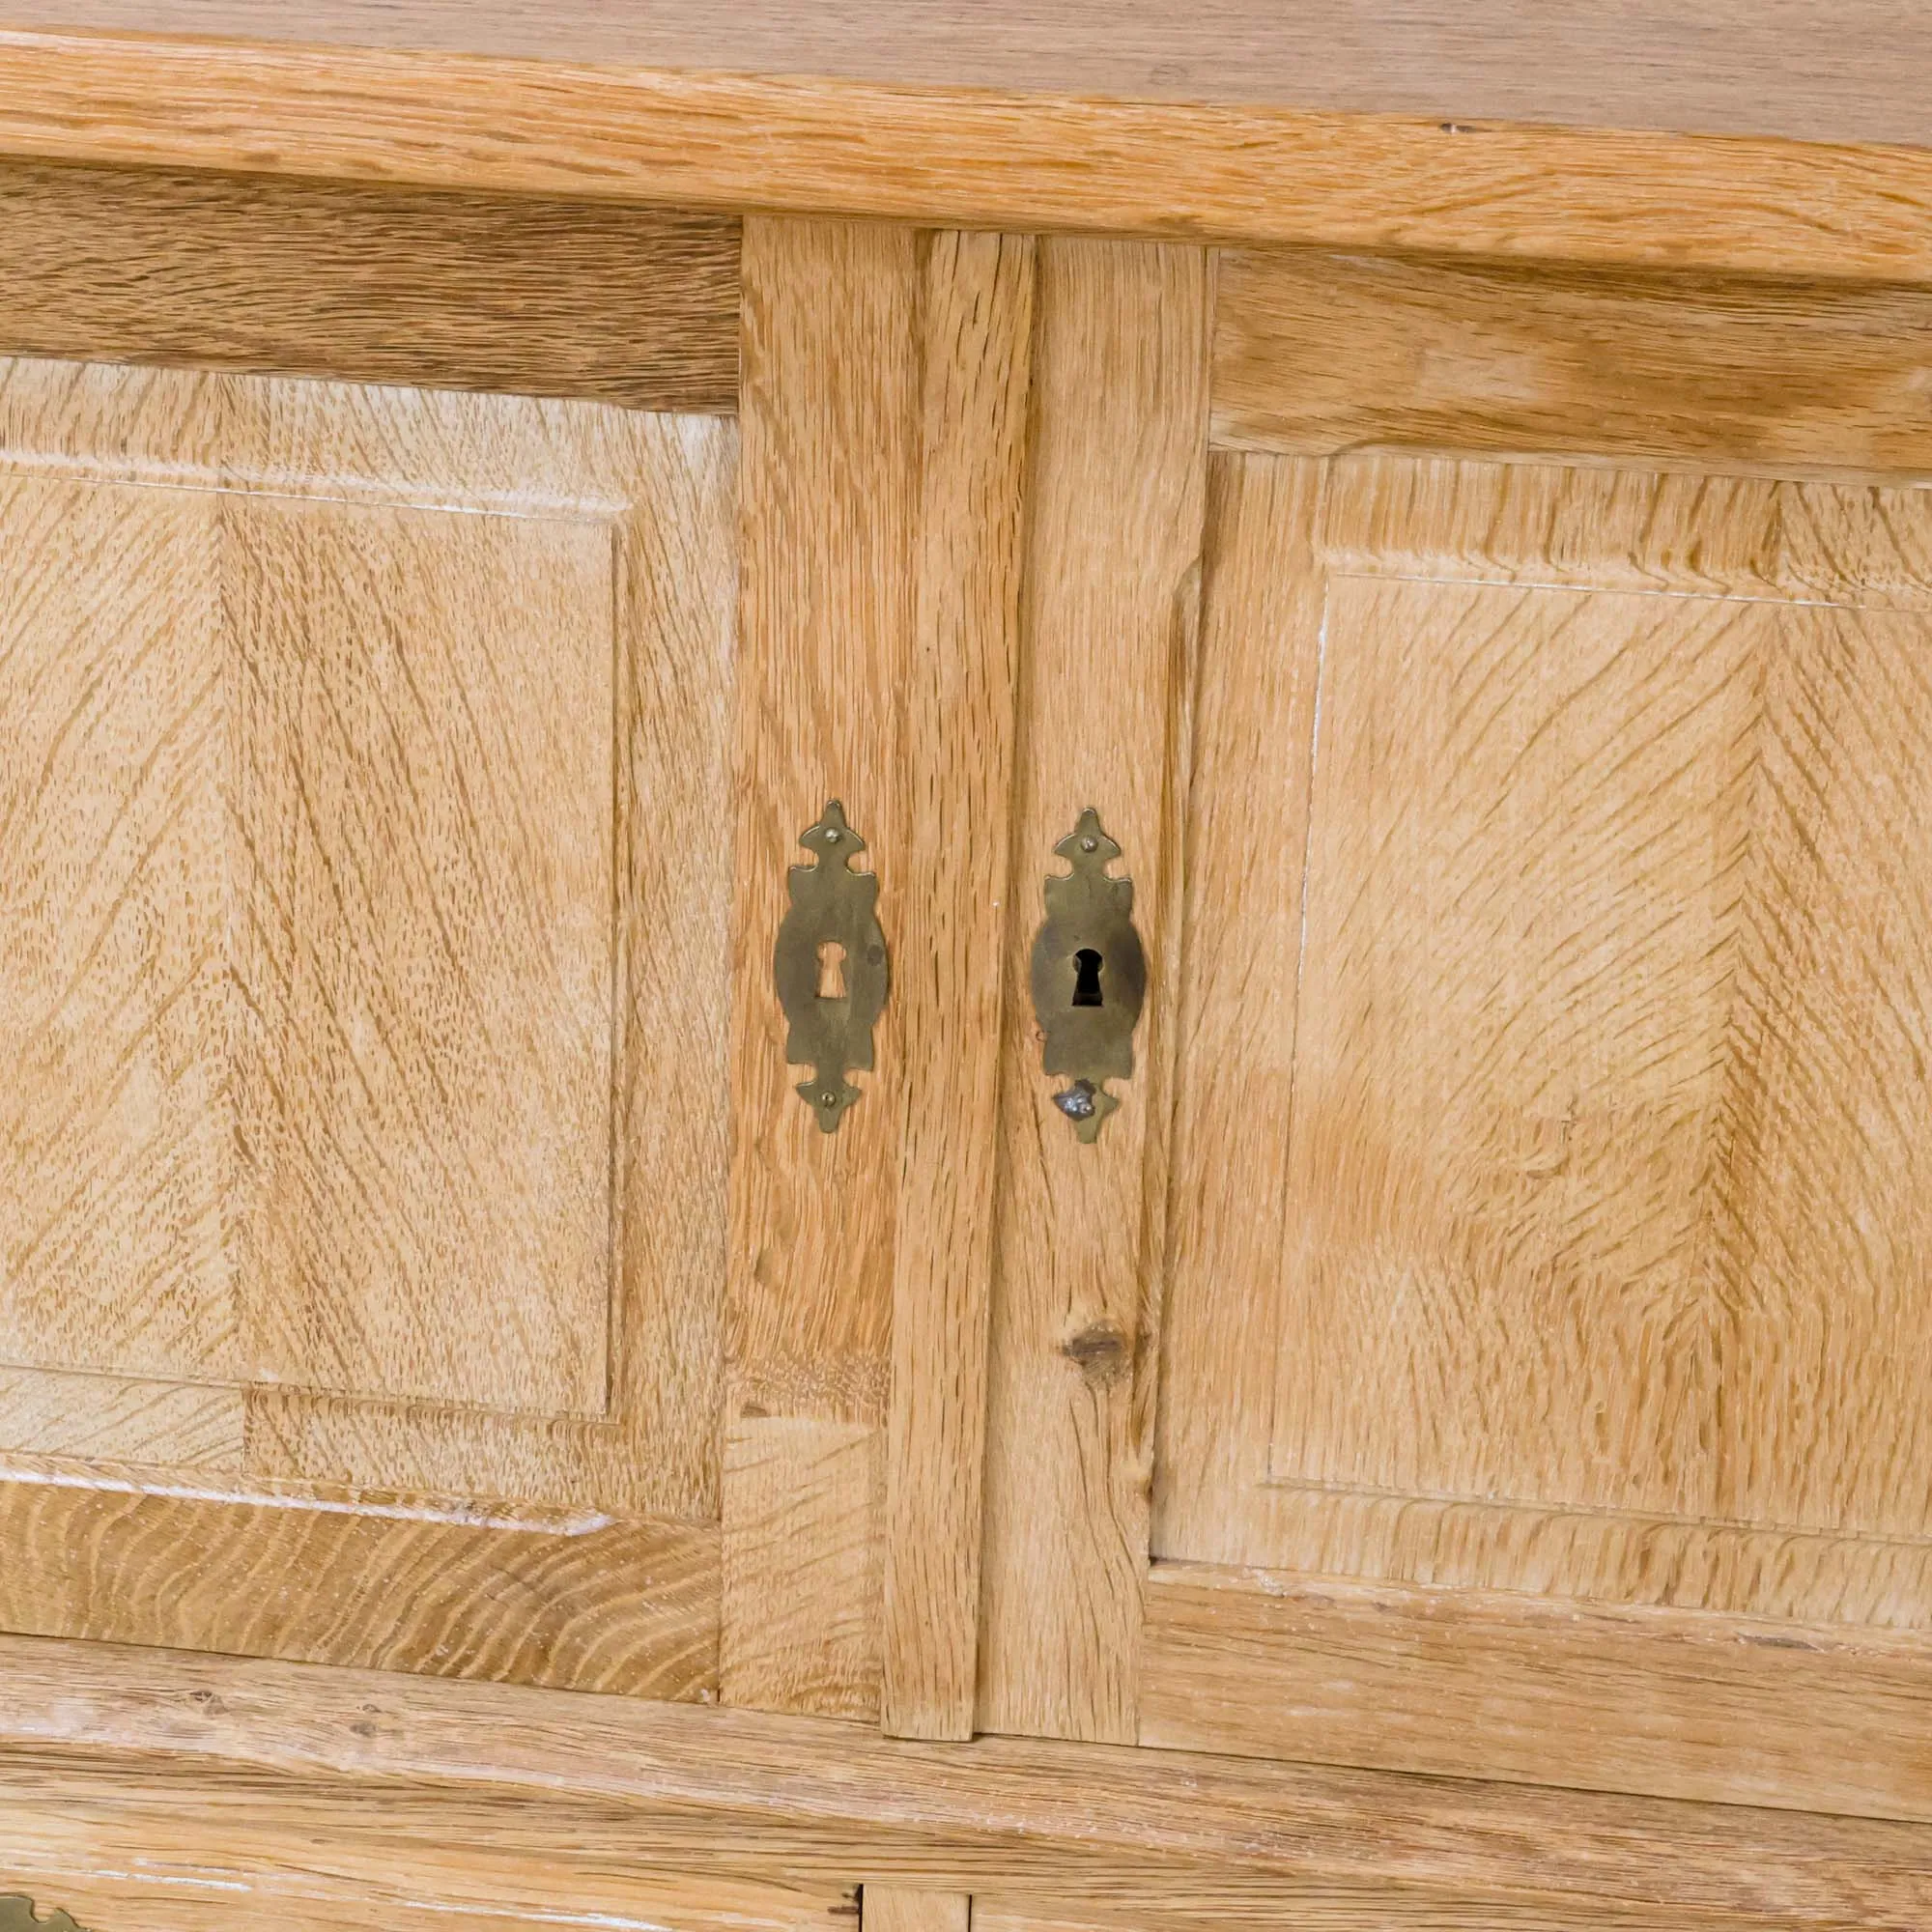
xmin=1 ymin=28 xmax=1931 ymax=281
xmin=0 ymin=1633 xmax=1927 ymax=1926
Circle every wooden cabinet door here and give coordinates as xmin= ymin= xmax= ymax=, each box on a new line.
xmin=1148 ymin=250 xmax=1932 ymax=1816
xmin=0 ymin=355 xmax=734 ymax=1696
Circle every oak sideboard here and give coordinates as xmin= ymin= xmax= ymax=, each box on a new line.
xmin=0 ymin=6 xmax=1930 ymax=1929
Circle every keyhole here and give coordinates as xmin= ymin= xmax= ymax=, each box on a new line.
xmin=816 ymin=940 xmax=848 ymax=1001
xmin=1071 ymin=947 xmax=1105 ymax=1008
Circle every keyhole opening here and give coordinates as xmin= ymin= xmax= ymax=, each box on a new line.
xmin=1071 ymin=947 xmax=1105 ymax=1008
xmin=816 ymin=940 xmax=848 ymax=1001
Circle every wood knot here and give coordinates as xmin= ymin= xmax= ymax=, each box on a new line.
xmin=1061 ymin=1320 xmax=1131 ymax=1387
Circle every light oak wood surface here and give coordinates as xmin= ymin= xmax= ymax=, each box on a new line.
xmin=1141 ymin=1562 xmax=1932 ymax=1822
xmin=0 ymin=30 xmax=1930 ymax=280
xmin=882 ymin=231 xmax=1036 ymax=1742
xmin=0 ymin=1797 xmax=851 ymax=1931
xmin=976 ymin=239 xmax=1208 ymax=1745
xmin=0 ymin=355 xmax=737 ymax=1691
xmin=866 ymin=1889 xmax=970 ymax=1932
xmin=725 ymin=217 xmax=917 ymax=1720
xmin=5 ymin=1634 xmax=1928 ymax=1927
xmin=1212 ymin=248 xmax=1932 ymax=478
xmin=1156 ymin=444 xmax=1932 ymax=1807
xmin=11 ymin=1 xmax=1932 ymax=149
xmin=971 ymin=1894 xmax=1799 ymax=1932
xmin=0 ymin=156 xmax=737 ymax=411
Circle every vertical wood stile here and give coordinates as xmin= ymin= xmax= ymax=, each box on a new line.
xmin=727 ymin=220 xmax=1037 ymax=1724
xmin=724 ymin=217 xmax=922 ymax=1718
xmin=884 ymin=232 xmax=1037 ymax=1740
xmin=975 ymin=239 xmax=1211 ymax=1743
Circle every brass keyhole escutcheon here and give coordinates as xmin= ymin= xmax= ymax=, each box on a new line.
xmin=1030 ymin=809 xmax=1147 ymax=1142
xmin=774 ymin=801 xmax=890 ymax=1133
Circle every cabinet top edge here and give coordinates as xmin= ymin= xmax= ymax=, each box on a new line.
xmin=0 ymin=19 xmax=1930 ymax=284
xmin=7 ymin=1 xmax=1932 ymax=156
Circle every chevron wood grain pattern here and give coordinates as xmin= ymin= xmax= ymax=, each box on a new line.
xmin=5 ymin=1634 xmax=1930 ymax=1926
xmin=2 ymin=30 xmax=1932 ymax=282
xmin=1156 ymin=447 xmax=1932 ymax=1804
xmin=882 ymin=230 xmax=1035 ymax=1742
xmin=724 ymin=217 xmax=919 ymax=1719
xmin=0 ymin=156 xmax=737 ymax=412
xmin=0 ymin=465 xmax=233 ymax=1388
xmin=976 ymin=239 xmax=1208 ymax=1745
xmin=0 ymin=355 xmax=737 ymax=1691
xmin=233 ymin=489 xmax=616 ymax=1416
xmin=1211 ymin=248 xmax=1932 ymax=477
xmin=1140 ymin=1562 xmax=1932 ymax=1822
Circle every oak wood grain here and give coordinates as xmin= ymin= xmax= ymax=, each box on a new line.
xmin=724 ymin=218 xmax=918 ymax=1719
xmin=1157 ymin=447 xmax=1932 ymax=1809
xmin=0 ymin=355 xmax=737 ymax=1687
xmin=866 ymin=1888 xmax=970 ymax=1932
xmin=232 ymin=486 xmax=616 ymax=1418
xmin=17 ymin=0 xmax=1932 ymax=151
xmin=0 ymin=31 xmax=1930 ymax=280
xmin=882 ymin=230 xmax=1035 ymax=1742
xmin=0 ymin=155 xmax=736 ymax=411
xmin=1151 ymin=451 xmax=1324 ymax=1567
xmin=976 ymin=240 xmax=1208 ymax=1745
xmin=0 ymin=1481 xmax=717 ymax=1697
xmin=4 ymin=1633 xmax=1929 ymax=1924
xmin=1141 ymin=1561 xmax=1932 ymax=1824
xmin=0 ymin=1789 xmax=849 ymax=1932
xmin=0 ymin=1370 xmax=242 ymax=1469
xmin=1212 ymin=248 xmax=1932 ymax=477
xmin=972 ymin=1890 xmax=1807 ymax=1932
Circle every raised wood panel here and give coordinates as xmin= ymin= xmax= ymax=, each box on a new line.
xmin=0 ymin=156 xmax=738 ymax=412
xmin=232 ymin=491 xmax=615 ymax=1416
xmin=0 ymin=355 xmax=736 ymax=1693
xmin=1157 ymin=446 xmax=1932 ymax=1804
xmin=1212 ymin=249 xmax=1932 ymax=477
xmin=0 ymin=469 xmax=234 ymax=1388
xmin=1272 ymin=566 xmax=1764 ymax=1521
